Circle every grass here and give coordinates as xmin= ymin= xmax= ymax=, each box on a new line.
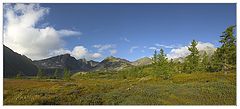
xmin=3 ymin=71 xmax=236 ymax=105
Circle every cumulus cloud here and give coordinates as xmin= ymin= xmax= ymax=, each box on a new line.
xmin=3 ymin=4 xmax=82 ymax=60
xmin=167 ymin=42 xmax=216 ymax=59
xmin=51 ymin=46 xmax=102 ymax=60
xmin=130 ymin=46 xmax=139 ymax=53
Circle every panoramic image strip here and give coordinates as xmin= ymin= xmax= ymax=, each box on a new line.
xmin=3 ymin=3 xmax=236 ymax=105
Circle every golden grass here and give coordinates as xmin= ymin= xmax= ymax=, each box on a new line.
xmin=4 ymin=72 xmax=236 ymax=105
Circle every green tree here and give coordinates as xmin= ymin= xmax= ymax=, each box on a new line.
xmin=200 ymin=51 xmax=210 ymax=72
xmin=63 ymin=68 xmax=71 ymax=80
xmin=153 ymin=48 xmax=172 ymax=79
xmin=37 ymin=68 xmax=43 ymax=79
xmin=16 ymin=72 xmax=21 ymax=79
xmin=209 ymin=26 xmax=236 ymax=74
xmin=152 ymin=50 xmax=158 ymax=64
xmin=184 ymin=40 xmax=200 ymax=73
xmin=53 ymin=69 xmax=58 ymax=79
xmin=157 ymin=49 xmax=168 ymax=65
xmin=219 ymin=26 xmax=236 ymax=74
xmin=208 ymin=49 xmax=223 ymax=72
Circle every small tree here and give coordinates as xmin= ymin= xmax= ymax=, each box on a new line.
xmin=153 ymin=48 xmax=172 ymax=79
xmin=63 ymin=68 xmax=71 ymax=81
xmin=16 ymin=72 xmax=21 ymax=79
xmin=200 ymin=51 xmax=210 ymax=72
xmin=37 ymin=68 xmax=43 ymax=79
xmin=53 ymin=69 xmax=58 ymax=79
xmin=152 ymin=50 xmax=158 ymax=64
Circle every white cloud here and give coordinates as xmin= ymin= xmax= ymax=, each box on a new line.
xmin=57 ymin=29 xmax=82 ymax=36
xmin=71 ymin=46 xmax=88 ymax=59
xmin=93 ymin=44 xmax=116 ymax=52
xmin=148 ymin=47 xmax=160 ymax=51
xmin=3 ymin=4 xmax=81 ymax=60
xmin=167 ymin=42 xmax=216 ymax=59
xmin=109 ymin=49 xmax=117 ymax=55
xmin=51 ymin=46 xmax=102 ymax=60
xmin=130 ymin=46 xmax=139 ymax=53
xmin=91 ymin=53 xmax=102 ymax=59
xmin=155 ymin=43 xmax=175 ymax=49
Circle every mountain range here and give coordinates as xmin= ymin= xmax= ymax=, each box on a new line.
xmin=3 ymin=45 xmax=152 ymax=77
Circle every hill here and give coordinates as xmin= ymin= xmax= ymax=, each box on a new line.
xmin=33 ymin=54 xmax=93 ymax=74
xmin=93 ymin=56 xmax=133 ymax=71
xmin=131 ymin=57 xmax=152 ymax=66
xmin=3 ymin=45 xmax=38 ymax=78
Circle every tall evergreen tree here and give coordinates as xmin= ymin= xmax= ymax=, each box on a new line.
xmin=218 ymin=25 xmax=236 ymax=74
xmin=152 ymin=50 xmax=158 ymax=64
xmin=184 ymin=40 xmax=200 ymax=73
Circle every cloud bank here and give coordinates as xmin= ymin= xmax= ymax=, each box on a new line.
xmin=3 ymin=4 xmax=100 ymax=60
xmin=167 ymin=42 xmax=216 ymax=59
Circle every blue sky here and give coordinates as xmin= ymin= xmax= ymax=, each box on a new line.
xmin=4 ymin=3 xmax=236 ymax=61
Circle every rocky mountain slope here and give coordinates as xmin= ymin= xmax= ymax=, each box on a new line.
xmin=33 ymin=54 xmax=93 ymax=72
xmin=3 ymin=45 xmax=38 ymax=77
xmin=131 ymin=57 xmax=152 ymax=66
xmin=93 ymin=56 xmax=133 ymax=71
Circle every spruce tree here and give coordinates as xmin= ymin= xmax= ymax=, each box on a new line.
xmin=153 ymin=48 xmax=172 ymax=79
xmin=184 ymin=40 xmax=200 ymax=73
xmin=37 ymin=68 xmax=43 ymax=79
xmin=63 ymin=68 xmax=71 ymax=80
xmin=53 ymin=69 xmax=58 ymax=79
xmin=152 ymin=50 xmax=158 ymax=64
xmin=218 ymin=25 xmax=236 ymax=74
xmin=200 ymin=51 xmax=210 ymax=72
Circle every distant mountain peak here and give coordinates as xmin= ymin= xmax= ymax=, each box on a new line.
xmin=131 ymin=57 xmax=152 ymax=66
xmin=93 ymin=56 xmax=132 ymax=71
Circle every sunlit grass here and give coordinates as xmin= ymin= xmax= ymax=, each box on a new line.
xmin=3 ymin=71 xmax=236 ymax=105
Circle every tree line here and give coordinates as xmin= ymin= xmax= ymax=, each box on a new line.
xmin=151 ymin=25 xmax=236 ymax=79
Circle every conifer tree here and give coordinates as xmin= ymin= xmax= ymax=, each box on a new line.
xmin=152 ymin=50 xmax=158 ymax=64
xmin=200 ymin=51 xmax=210 ymax=72
xmin=37 ymin=68 xmax=43 ymax=79
xmin=216 ymin=25 xmax=236 ymax=74
xmin=63 ymin=68 xmax=71 ymax=80
xmin=53 ymin=69 xmax=58 ymax=79
xmin=153 ymin=48 xmax=172 ymax=79
xmin=184 ymin=40 xmax=200 ymax=73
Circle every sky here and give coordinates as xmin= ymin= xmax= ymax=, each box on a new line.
xmin=3 ymin=3 xmax=236 ymax=61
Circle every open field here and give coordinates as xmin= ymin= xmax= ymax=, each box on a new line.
xmin=4 ymin=72 xmax=236 ymax=105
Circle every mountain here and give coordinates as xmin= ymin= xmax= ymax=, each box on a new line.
xmin=131 ymin=57 xmax=152 ymax=66
xmin=33 ymin=54 xmax=92 ymax=73
xmin=87 ymin=60 xmax=99 ymax=67
xmin=3 ymin=45 xmax=38 ymax=78
xmin=93 ymin=56 xmax=132 ymax=71
xmin=78 ymin=59 xmax=99 ymax=67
